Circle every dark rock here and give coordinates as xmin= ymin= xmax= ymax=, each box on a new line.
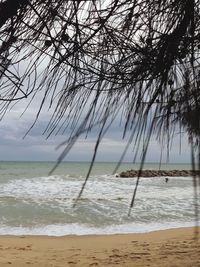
xmin=119 ymin=169 xmax=198 ymax=178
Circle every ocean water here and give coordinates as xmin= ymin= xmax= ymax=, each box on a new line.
xmin=0 ymin=161 xmax=199 ymax=236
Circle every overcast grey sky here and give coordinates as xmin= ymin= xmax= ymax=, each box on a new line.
xmin=0 ymin=95 xmax=191 ymax=163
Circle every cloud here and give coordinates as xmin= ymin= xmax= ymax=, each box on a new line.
xmin=0 ymin=95 xmax=191 ymax=163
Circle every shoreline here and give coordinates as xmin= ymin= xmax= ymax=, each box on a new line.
xmin=0 ymin=227 xmax=199 ymax=267
xmin=0 ymin=221 xmax=195 ymax=236
xmin=0 ymin=225 xmax=199 ymax=238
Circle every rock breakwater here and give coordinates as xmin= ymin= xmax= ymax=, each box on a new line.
xmin=119 ymin=170 xmax=199 ymax=177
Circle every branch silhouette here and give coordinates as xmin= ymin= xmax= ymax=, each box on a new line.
xmin=0 ymin=0 xmax=199 ymax=212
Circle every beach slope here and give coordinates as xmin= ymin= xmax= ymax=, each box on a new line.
xmin=0 ymin=227 xmax=199 ymax=267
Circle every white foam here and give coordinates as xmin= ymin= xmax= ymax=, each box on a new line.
xmin=0 ymin=174 xmax=198 ymax=236
xmin=0 ymin=221 xmax=196 ymax=236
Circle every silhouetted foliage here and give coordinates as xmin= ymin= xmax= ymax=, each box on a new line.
xmin=0 ymin=0 xmax=200 ymax=211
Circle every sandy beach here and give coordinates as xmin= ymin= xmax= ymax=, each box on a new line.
xmin=0 ymin=227 xmax=199 ymax=267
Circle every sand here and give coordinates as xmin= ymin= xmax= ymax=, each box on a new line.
xmin=0 ymin=227 xmax=199 ymax=267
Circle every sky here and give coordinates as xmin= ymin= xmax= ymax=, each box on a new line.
xmin=0 ymin=95 xmax=191 ymax=163
xmin=0 ymin=7 xmax=192 ymax=164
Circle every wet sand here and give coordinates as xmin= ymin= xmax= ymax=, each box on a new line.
xmin=0 ymin=227 xmax=199 ymax=267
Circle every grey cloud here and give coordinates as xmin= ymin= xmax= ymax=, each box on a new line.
xmin=0 ymin=94 xmax=191 ymax=163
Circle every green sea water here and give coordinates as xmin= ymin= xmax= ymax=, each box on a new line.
xmin=0 ymin=161 xmax=198 ymax=236
xmin=0 ymin=160 xmax=193 ymax=179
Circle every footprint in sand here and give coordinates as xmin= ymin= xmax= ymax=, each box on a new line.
xmin=112 ymin=249 xmax=119 ymax=253
xmin=111 ymin=254 xmax=122 ymax=258
xmin=68 ymin=261 xmax=77 ymax=264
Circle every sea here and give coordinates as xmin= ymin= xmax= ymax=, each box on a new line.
xmin=0 ymin=161 xmax=199 ymax=236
